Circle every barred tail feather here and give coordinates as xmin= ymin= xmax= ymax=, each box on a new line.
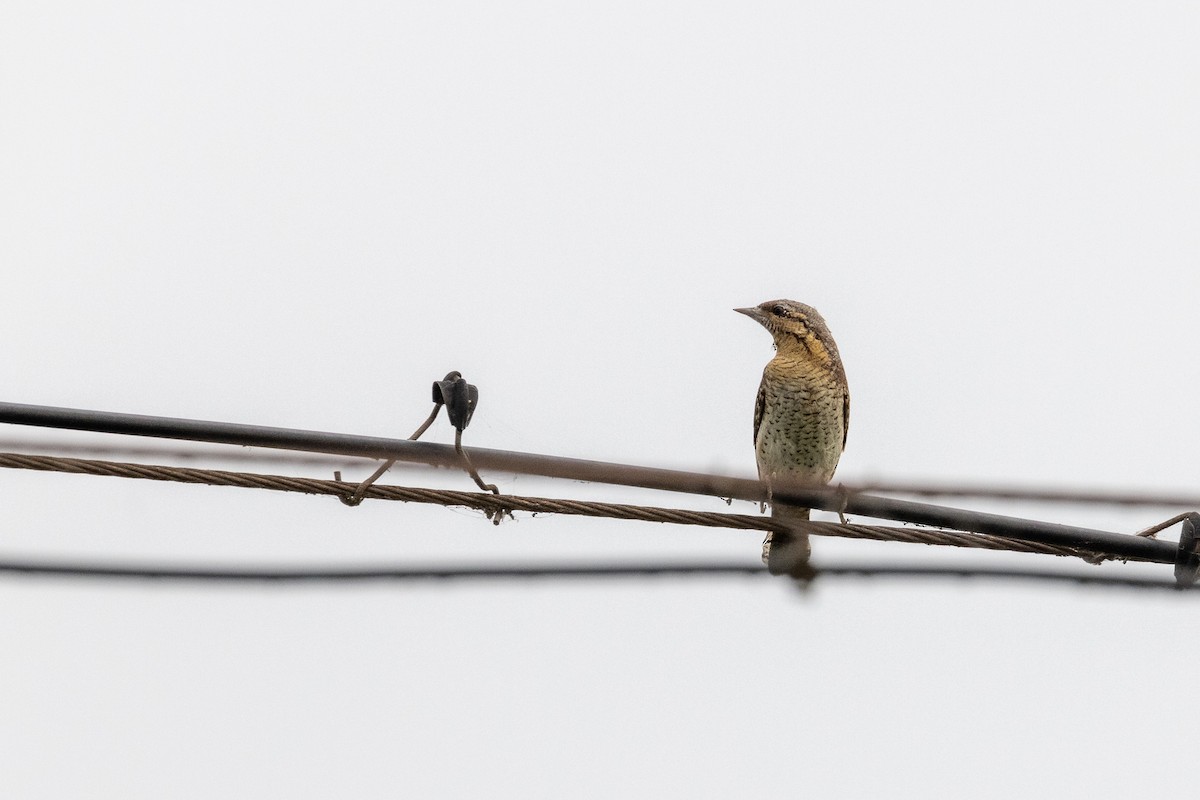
xmin=764 ymin=503 xmax=815 ymax=579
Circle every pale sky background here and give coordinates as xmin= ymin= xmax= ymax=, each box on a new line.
xmin=2 ymin=1 xmax=1199 ymax=797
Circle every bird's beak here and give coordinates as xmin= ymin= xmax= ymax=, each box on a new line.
xmin=735 ymin=306 xmax=767 ymax=324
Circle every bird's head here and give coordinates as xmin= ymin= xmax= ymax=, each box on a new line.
xmin=735 ymin=299 xmax=840 ymax=362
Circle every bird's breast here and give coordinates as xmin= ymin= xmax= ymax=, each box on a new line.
xmin=755 ymin=359 xmax=846 ymax=484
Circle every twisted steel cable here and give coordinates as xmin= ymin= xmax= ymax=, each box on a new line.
xmin=0 ymin=451 xmax=1117 ymax=561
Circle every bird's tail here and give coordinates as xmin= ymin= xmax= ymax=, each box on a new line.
xmin=764 ymin=503 xmax=815 ymax=579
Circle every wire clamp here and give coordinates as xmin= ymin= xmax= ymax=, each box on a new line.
xmin=336 ymin=371 xmax=506 ymax=521
xmin=434 ymin=372 xmax=478 ymax=431
xmin=438 ymin=373 xmax=508 ymax=522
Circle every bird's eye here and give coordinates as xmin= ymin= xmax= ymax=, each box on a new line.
xmin=771 ymin=304 xmax=789 ymax=317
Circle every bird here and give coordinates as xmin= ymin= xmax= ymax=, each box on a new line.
xmin=735 ymin=299 xmax=849 ymax=578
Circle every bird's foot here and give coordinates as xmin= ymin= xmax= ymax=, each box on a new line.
xmin=835 ymin=483 xmax=851 ymax=525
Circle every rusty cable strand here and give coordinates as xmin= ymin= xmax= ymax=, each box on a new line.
xmin=7 ymin=437 xmax=1200 ymax=510
xmin=5 ymin=437 xmax=1200 ymax=509
xmin=0 ymin=451 xmax=1128 ymax=562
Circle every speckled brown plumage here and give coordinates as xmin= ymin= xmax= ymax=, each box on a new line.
xmin=736 ymin=299 xmax=849 ymax=577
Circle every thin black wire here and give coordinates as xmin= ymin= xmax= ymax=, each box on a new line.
xmin=0 ymin=557 xmax=1192 ymax=591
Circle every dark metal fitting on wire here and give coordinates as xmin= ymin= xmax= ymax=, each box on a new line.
xmin=1174 ymin=513 xmax=1200 ymax=586
xmin=438 ymin=372 xmax=501 ymax=503
xmin=335 ymin=371 xmax=474 ymax=507
xmin=434 ymin=371 xmax=479 ymax=432
xmin=338 ymin=370 xmax=500 ymax=511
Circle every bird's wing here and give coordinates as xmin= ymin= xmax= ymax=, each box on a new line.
xmin=842 ymin=386 xmax=850 ymax=449
xmin=753 ymin=379 xmax=765 ymax=448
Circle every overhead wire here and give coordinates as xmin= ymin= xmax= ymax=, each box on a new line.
xmin=0 ymin=400 xmax=1195 ymax=586
xmin=3 ymin=437 xmax=1198 ymax=509
xmin=0 ymin=401 xmax=1182 ymax=561
xmin=0 ymin=556 xmax=1192 ymax=592
xmin=0 ymin=450 xmax=1179 ymax=565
